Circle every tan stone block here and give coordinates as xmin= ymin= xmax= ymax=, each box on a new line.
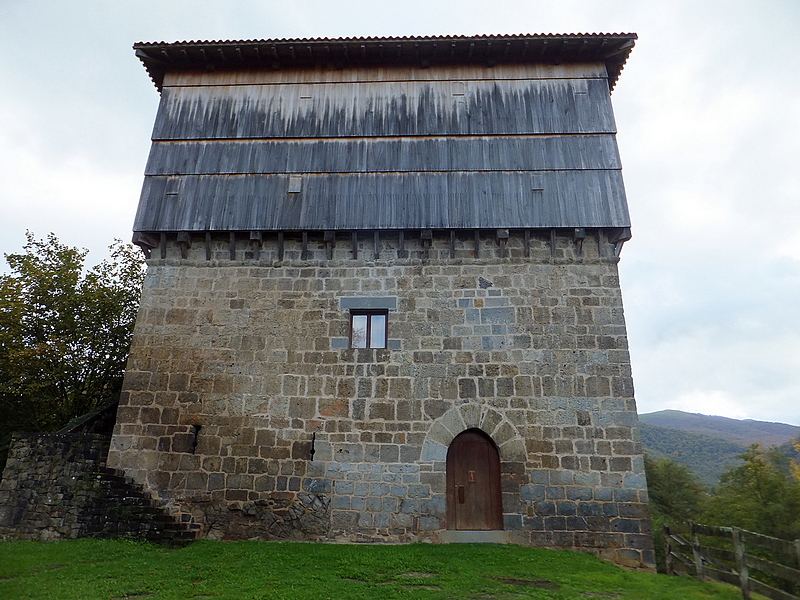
xmin=319 ymin=397 xmax=349 ymax=418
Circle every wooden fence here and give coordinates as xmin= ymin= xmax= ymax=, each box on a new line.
xmin=664 ymin=522 xmax=800 ymax=600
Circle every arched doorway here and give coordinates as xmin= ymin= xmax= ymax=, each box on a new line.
xmin=446 ymin=429 xmax=503 ymax=530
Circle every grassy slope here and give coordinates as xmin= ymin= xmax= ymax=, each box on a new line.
xmin=0 ymin=539 xmax=745 ymax=600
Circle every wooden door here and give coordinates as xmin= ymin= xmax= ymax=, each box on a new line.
xmin=446 ymin=429 xmax=503 ymax=530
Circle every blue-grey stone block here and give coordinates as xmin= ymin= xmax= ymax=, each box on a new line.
xmin=335 ymin=480 xmax=354 ymax=495
xmin=549 ymin=470 xmax=575 ymax=486
xmin=400 ymin=498 xmax=421 ymax=514
xmin=457 ymin=298 xmax=472 ymax=308
xmin=331 ymin=337 xmax=349 ymax=348
xmin=407 ymin=484 xmax=430 ymax=498
xmin=387 ymin=339 xmax=401 ymax=349
xmin=391 ymin=485 xmax=406 ymax=497
xmin=556 ymin=500 xmax=577 ymax=516
xmin=340 ymin=296 xmax=397 ymax=310
xmin=419 ymin=516 xmax=441 ymax=530
xmin=529 ymin=470 xmax=549 ymax=484
xmin=519 ymin=485 xmax=545 ymax=501
xmin=370 ymin=482 xmax=390 ymax=496
xmin=481 ymin=307 xmax=515 ymax=324
xmin=594 ymin=487 xmax=613 ymax=502
xmin=484 ymin=297 xmax=510 ymax=307
xmin=566 ymin=486 xmax=593 ymax=501
xmin=577 ymin=502 xmax=604 ymax=517
xmin=482 ymin=336 xmax=506 ymax=350
xmin=331 ymin=495 xmax=351 ymax=509
xmin=624 ymin=473 xmax=647 ymax=489
xmin=504 ymin=514 xmax=523 ymax=530
xmin=613 ymin=488 xmax=638 ymax=502
xmin=302 ymin=478 xmax=331 ymax=493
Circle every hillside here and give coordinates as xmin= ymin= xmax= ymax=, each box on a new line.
xmin=639 ymin=410 xmax=800 ymax=447
xmin=639 ymin=422 xmax=746 ymax=487
xmin=638 ymin=410 xmax=800 ymax=488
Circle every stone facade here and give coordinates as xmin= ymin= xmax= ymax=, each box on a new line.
xmin=108 ymin=230 xmax=653 ymax=567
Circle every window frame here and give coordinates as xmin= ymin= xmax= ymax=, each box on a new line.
xmin=349 ymin=310 xmax=389 ymax=349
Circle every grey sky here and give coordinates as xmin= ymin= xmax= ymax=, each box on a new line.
xmin=1 ymin=1 xmax=798 ymax=424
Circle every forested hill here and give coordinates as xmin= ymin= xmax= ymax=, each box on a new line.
xmin=639 ymin=422 xmax=746 ymax=487
xmin=638 ymin=411 xmax=800 ymax=488
xmin=639 ymin=410 xmax=800 ymax=447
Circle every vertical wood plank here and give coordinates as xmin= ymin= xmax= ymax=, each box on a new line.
xmin=301 ymin=230 xmax=309 ymax=260
xmin=450 ymin=230 xmax=456 ymax=259
xmin=690 ymin=521 xmax=705 ymax=581
xmin=664 ymin=524 xmax=674 ymax=576
xmin=205 ymin=232 xmax=212 ymax=260
xmin=351 ymin=231 xmax=358 ymax=259
xmin=229 ymin=232 xmax=236 ymax=260
xmin=549 ymin=228 xmax=556 ymax=260
xmin=474 ymin=230 xmax=480 ymax=258
xmin=374 ymin=230 xmax=380 ymax=260
xmin=398 ymin=230 xmax=406 ymax=258
xmin=160 ymin=233 xmax=167 ymax=259
xmin=732 ymin=528 xmax=751 ymax=600
xmin=278 ymin=231 xmax=285 ymax=261
xmin=795 ymin=539 xmax=800 ymax=570
xmin=324 ymin=230 xmax=334 ymax=260
xmin=524 ymin=229 xmax=530 ymax=258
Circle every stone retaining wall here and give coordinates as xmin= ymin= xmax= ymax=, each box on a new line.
xmin=0 ymin=433 xmax=193 ymax=543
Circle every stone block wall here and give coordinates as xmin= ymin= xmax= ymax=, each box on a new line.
xmin=0 ymin=433 xmax=194 ymax=543
xmin=108 ymin=229 xmax=653 ymax=567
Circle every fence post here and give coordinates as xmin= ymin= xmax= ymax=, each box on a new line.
xmin=664 ymin=524 xmax=673 ymax=575
xmin=690 ymin=521 xmax=704 ymax=580
xmin=795 ymin=538 xmax=800 ymax=570
xmin=731 ymin=527 xmax=750 ymax=600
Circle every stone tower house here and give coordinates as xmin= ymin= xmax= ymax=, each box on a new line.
xmin=110 ymin=33 xmax=653 ymax=567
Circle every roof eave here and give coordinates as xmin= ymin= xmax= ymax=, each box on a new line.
xmin=133 ymin=33 xmax=636 ymax=93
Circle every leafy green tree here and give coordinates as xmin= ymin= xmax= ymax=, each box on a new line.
xmin=701 ymin=444 xmax=800 ymax=539
xmin=645 ymin=455 xmax=706 ymax=522
xmin=0 ymin=232 xmax=144 ymax=468
xmin=645 ymin=455 xmax=707 ymax=571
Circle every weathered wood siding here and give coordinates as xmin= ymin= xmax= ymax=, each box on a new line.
xmin=134 ymin=63 xmax=631 ymax=232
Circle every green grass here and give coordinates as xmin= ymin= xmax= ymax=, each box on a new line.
xmin=0 ymin=539 xmax=744 ymax=600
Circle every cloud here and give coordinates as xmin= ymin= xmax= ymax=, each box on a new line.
xmin=1 ymin=0 xmax=799 ymax=425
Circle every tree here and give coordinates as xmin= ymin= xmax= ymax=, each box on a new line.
xmin=645 ymin=455 xmax=706 ymax=522
xmin=701 ymin=444 xmax=800 ymax=539
xmin=644 ymin=455 xmax=707 ymax=572
xmin=0 ymin=232 xmax=144 ymax=466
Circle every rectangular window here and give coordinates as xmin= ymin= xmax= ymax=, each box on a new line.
xmin=350 ymin=311 xmax=388 ymax=348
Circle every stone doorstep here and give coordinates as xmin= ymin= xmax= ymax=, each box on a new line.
xmin=440 ymin=530 xmax=511 ymax=544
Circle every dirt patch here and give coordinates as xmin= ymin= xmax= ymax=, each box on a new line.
xmin=584 ymin=594 xmax=623 ymax=598
xmin=398 ymin=571 xmax=436 ymax=578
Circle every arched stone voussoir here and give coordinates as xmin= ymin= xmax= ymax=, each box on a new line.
xmin=498 ymin=438 xmax=527 ymax=462
xmin=421 ymin=404 xmax=525 ymax=462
